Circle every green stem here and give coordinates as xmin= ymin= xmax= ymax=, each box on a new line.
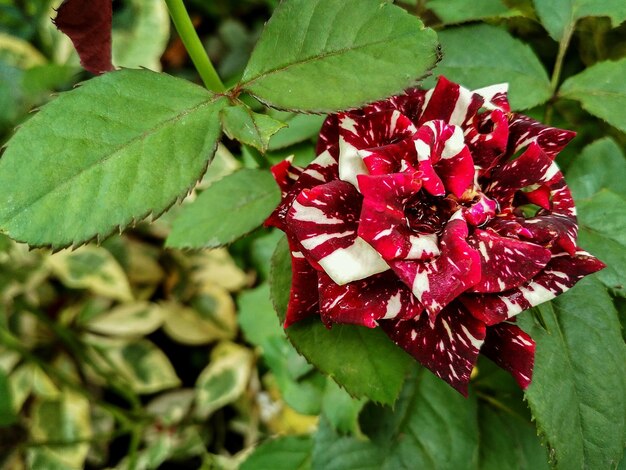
xmin=165 ymin=0 xmax=226 ymax=92
xmin=545 ymin=25 xmax=574 ymax=124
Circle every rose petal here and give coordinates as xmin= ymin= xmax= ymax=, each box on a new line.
xmin=472 ymin=83 xmax=510 ymax=112
xmin=467 ymin=229 xmax=552 ymax=293
xmin=382 ymin=303 xmax=487 ymax=396
xmin=460 ymin=250 xmax=605 ymax=325
xmin=414 ymin=120 xmax=474 ymax=197
xmin=391 ymin=211 xmax=481 ymax=319
xmin=359 ymin=138 xmax=419 ymax=176
xmin=481 ymin=322 xmax=535 ymax=389
xmin=507 ymin=114 xmax=576 ymax=159
xmin=464 ymin=109 xmax=509 ymax=172
xmin=284 ymin=236 xmax=320 ymax=328
xmin=287 ymin=180 xmax=388 ymax=285
xmin=266 ymin=150 xmax=339 ymax=231
xmin=318 ymin=271 xmax=423 ymax=328
xmin=338 ymin=110 xmax=417 ymax=189
xmin=316 ymin=114 xmax=340 ymax=157
xmin=487 ymin=142 xmax=555 ymax=204
xmin=419 ymin=76 xmax=484 ymax=127
xmin=358 ymin=173 xmax=440 ymax=261
xmin=53 ymin=0 xmax=114 ymax=75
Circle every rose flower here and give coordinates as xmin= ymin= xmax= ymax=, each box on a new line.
xmin=265 ymin=77 xmax=604 ymax=395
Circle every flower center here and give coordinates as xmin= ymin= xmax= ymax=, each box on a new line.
xmin=404 ymin=191 xmax=457 ymax=234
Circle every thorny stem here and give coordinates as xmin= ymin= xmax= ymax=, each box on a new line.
xmin=165 ymin=0 xmax=226 ymax=92
xmin=544 ymin=25 xmax=574 ymax=125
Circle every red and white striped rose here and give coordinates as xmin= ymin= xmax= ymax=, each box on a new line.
xmin=266 ymin=77 xmax=604 ymax=395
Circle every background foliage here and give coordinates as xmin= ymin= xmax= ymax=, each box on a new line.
xmin=0 ymin=0 xmax=624 ymax=468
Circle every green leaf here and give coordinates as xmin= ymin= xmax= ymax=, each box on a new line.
xmin=478 ymin=403 xmax=549 ymax=470
xmin=518 ymin=278 xmax=626 ymax=469
xmin=238 ymin=283 xmax=283 ymax=347
xmin=241 ymin=436 xmax=313 ymax=470
xmin=240 ymin=0 xmax=439 ymax=112
xmin=424 ymin=24 xmax=551 ymax=110
xmin=576 ymin=190 xmax=626 ymax=296
xmin=267 ymin=113 xmax=325 ymax=150
xmin=566 ymin=140 xmax=626 ymax=295
xmin=426 ymin=0 xmax=521 ymax=24
xmin=166 ymin=169 xmax=281 ymax=249
xmin=0 ymin=69 xmax=227 ymax=248
xmin=321 ymin=379 xmax=366 ymax=435
xmin=312 ymin=417 xmax=381 ymax=470
xmin=112 ymin=0 xmax=170 ymax=71
xmin=195 ymin=342 xmax=253 ymax=418
xmin=533 ymin=0 xmax=626 ymax=41
xmin=47 ymin=246 xmax=133 ymax=302
xmin=314 ymin=367 xmax=479 ymax=469
xmin=567 ymin=138 xmax=626 ymax=200
xmin=238 ymin=283 xmax=325 ymax=415
xmin=85 ymin=302 xmax=166 ymax=337
xmin=270 ymin=236 xmax=412 ymax=405
xmin=221 ymin=104 xmax=286 ymax=152
xmin=559 ymin=58 xmax=626 ymax=133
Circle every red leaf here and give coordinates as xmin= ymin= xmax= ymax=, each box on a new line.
xmin=53 ymin=0 xmax=114 ymax=75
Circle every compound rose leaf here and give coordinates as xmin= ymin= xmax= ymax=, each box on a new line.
xmin=240 ymin=0 xmax=439 ymax=112
xmin=559 ymin=58 xmax=626 ymax=134
xmin=0 ymin=69 xmax=227 ymax=249
xmin=53 ymin=0 xmax=114 ymax=74
xmin=518 ymin=278 xmax=626 ymax=469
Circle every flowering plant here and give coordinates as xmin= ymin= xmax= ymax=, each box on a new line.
xmin=266 ymin=77 xmax=604 ymax=394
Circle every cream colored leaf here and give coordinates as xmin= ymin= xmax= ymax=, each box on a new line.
xmin=47 ymin=246 xmax=133 ymax=302
xmin=86 ymin=302 xmax=166 ymax=337
xmin=195 ymin=342 xmax=254 ymax=418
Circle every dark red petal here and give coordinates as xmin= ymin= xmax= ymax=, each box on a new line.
xmin=473 ymin=83 xmax=511 ymax=113
xmin=360 ymin=138 xmax=419 ymax=176
xmin=418 ymin=76 xmax=484 ymax=127
xmin=283 ymin=236 xmax=320 ymax=328
xmin=413 ymin=120 xmax=474 ymax=197
xmin=358 ymin=173 xmax=440 ymax=261
xmin=464 ymin=109 xmax=509 ymax=172
xmin=467 ymin=229 xmax=551 ymax=293
xmin=460 ymin=250 xmax=605 ymax=325
xmin=487 ymin=142 xmax=555 ymax=204
xmin=391 ymin=212 xmax=481 ymax=319
xmin=286 ymin=180 xmax=388 ymax=285
xmin=507 ymin=114 xmax=576 ymax=159
xmin=318 ymin=271 xmax=423 ymax=328
xmin=316 ymin=114 xmax=340 ymax=158
xmin=382 ymin=303 xmax=487 ymax=396
xmin=462 ymin=193 xmax=498 ymax=226
xmin=481 ymin=323 xmax=535 ymax=389
xmin=362 ymin=88 xmax=427 ymax=122
xmin=265 ymin=150 xmax=339 ymax=231
xmin=53 ymin=0 xmax=114 ymax=75
xmin=338 ymin=110 xmax=417 ymax=188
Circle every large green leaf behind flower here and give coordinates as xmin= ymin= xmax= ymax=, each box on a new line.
xmin=270 ymin=236 xmax=412 ymax=405
xmin=518 ymin=279 xmax=626 ymax=469
xmin=240 ymin=0 xmax=439 ymax=112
